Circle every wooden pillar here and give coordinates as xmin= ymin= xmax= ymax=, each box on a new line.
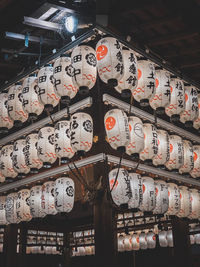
xmin=3 ymin=224 xmax=18 ymax=267
xmin=18 ymin=224 xmax=27 ymax=267
xmin=62 ymin=232 xmax=71 ymax=267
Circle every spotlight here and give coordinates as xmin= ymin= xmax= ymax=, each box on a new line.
xmin=64 ymin=15 xmax=78 ymax=33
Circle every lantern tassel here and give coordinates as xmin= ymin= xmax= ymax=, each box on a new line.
xmin=110 ymin=152 xmax=123 ymax=193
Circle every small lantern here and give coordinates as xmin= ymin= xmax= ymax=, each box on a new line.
xmin=179 ymin=140 xmax=194 ymax=174
xmin=146 ymin=232 xmax=156 ymax=249
xmin=190 ymin=145 xmax=200 ymax=178
xmin=128 ymin=172 xmax=142 ymax=209
xmin=152 ymin=130 xmax=169 ymax=167
xmin=131 ymin=234 xmax=140 ymax=250
xmin=16 ymin=189 xmax=32 ymax=222
xmin=166 ymin=183 xmax=180 ymax=216
xmin=5 ymin=192 xmax=19 ymax=224
xmin=139 ymin=232 xmax=148 ymax=250
xmin=71 ymin=45 xmax=97 ymax=95
xmin=139 ymin=176 xmax=156 ymax=212
xmin=29 ymin=185 xmax=45 ymax=218
xmin=167 ymin=230 xmax=173 ymax=247
xmin=158 ymin=231 xmax=168 ymax=247
xmin=195 ymin=234 xmax=200 ymax=244
xmin=189 ymin=189 xmax=200 ymax=219
xmin=41 ymin=181 xmax=57 ymax=215
xmin=190 ymin=235 xmax=195 ymax=245
xmin=0 ymin=144 xmax=18 ymax=179
xmin=178 ymin=186 xmax=191 ymax=218
xmin=0 ymin=196 xmax=7 ymax=225
xmin=123 ymin=235 xmax=132 ymax=251
xmin=193 ymin=95 xmax=200 ymax=131
xmin=153 ymin=180 xmax=169 ymax=215
xmin=0 ymin=92 xmax=13 ymax=133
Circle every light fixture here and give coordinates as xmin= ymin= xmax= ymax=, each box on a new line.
xmin=64 ymin=15 xmax=78 ymax=33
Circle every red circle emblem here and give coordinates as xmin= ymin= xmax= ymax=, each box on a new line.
xmin=96 ymin=45 xmax=108 ymax=61
xmin=105 ymin=116 xmax=116 ymax=131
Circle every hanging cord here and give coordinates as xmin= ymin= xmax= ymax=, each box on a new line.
xmin=133 ymin=158 xmax=141 ymax=172
xmin=46 ymin=109 xmax=55 ymax=125
xmin=128 ymin=94 xmax=134 ymax=117
xmin=38 ymin=36 xmax=43 ymax=67
xmin=154 ymin=109 xmax=157 ymax=127
xmin=72 ymin=161 xmax=91 ymax=191
xmin=110 ymin=152 xmax=124 ymax=193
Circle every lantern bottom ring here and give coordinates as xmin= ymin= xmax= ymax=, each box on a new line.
xmin=79 ymin=86 xmax=89 ymax=95
xmin=170 ymin=114 xmax=180 ymax=123
xmin=14 ymin=120 xmax=23 ymax=127
xmin=45 ymin=104 xmax=54 ymax=113
xmin=28 ymin=113 xmax=38 ymax=121
xmin=156 ymin=107 xmax=165 ymax=115
xmin=185 ymin=120 xmax=193 ymax=128
xmin=140 ymin=99 xmax=149 ymax=107
xmin=61 ymin=157 xmax=70 ymax=164
xmin=108 ymin=78 xmax=118 ymax=87
xmin=0 ymin=127 xmax=8 ymax=134
xmin=117 ymin=146 xmax=126 ymax=154
xmin=121 ymin=89 xmax=131 ymax=99
xmin=130 ymin=153 xmax=139 ymax=160
xmin=30 ymin=168 xmax=39 ymax=174
xmin=43 ymin=162 xmax=52 ymax=168
xmin=61 ymin=95 xmax=71 ymax=105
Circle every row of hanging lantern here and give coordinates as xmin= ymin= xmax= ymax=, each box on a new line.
xmin=0 ymin=177 xmax=74 ymax=225
xmin=0 ymin=111 xmax=93 ymax=180
xmin=26 ymin=246 xmax=62 ymax=255
xmin=72 ymin=246 xmax=95 ymax=257
xmin=105 ymin=109 xmax=200 ymax=178
xmin=109 ymin=168 xmax=200 ymax=219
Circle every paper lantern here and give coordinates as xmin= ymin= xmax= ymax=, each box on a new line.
xmin=16 ymin=189 xmax=32 ymax=222
xmin=0 ymin=92 xmax=13 ymax=133
xmin=190 ymin=235 xmax=195 ymax=245
xmin=146 ymin=232 xmax=156 ymax=249
xmin=123 ymin=235 xmax=132 ymax=251
xmin=139 ymin=232 xmax=148 ymax=250
xmin=115 ymin=48 xmax=138 ymax=98
xmin=0 ymin=144 xmax=18 ymax=178
xmin=128 ymin=173 xmax=142 ymax=209
xmin=41 ymin=181 xmax=57 ymax=215
xmin=190 ymin=146 xmax=200 ymax=178
xmin=165 ymin=78 xmax=185 ymax=122
xmin=37 ymin=64 xmax=60 ymax=112
xmin=105 ymin=109 xmax=130 ymax=153
xmin=193 ymin=95 xmax=200 ymax=131
xmin=109 ymin=168 xmax=131 ymax=206
xmin=165 ymin=135 xmax=184 ymax=171
xmin=70 ymin=112 xmax=93 ymax=154
xmin=12 ymin=138 xmax=30 ymax=177
xmin=152 ymin=130 xmax=169 ymax=167
xmin=179 ymin=140 xmax=194 ymax=174
xmin=54 ymin=177 xmax=75 ymax=213
xmin=0 ymin=163 xmax=5 ymax=183
xmin=71 ymin=45 xmax=97 ymax=94
xmin=126 ymin=116 xmax=144 ymax=159
xmin=139 ymin=176 xmax=156 ymax=212
xmin=195 ymin=234 xmax=200 ymax=244
xmin=189 ymin=189 xmax=200 ymax=219
xmin=29 ymin=186 xmax=45 ymax=218
xmin=167 ymin=230 xmax=173 ymax=247
xmin=37 ymin=126 xmax=57 ymax=168
xmin=153 ymin=180 xmax=169 ymax=214
xmin=158 ymin=231 xmax=168 ymax=247
xmin=139 ymin=123 xmax=158 ymax=163
xmin=5 ymin=192 xmax=19 ymax=224
xmin=132 ymin=60 xmax=155 ymax=107
xmin=53 ymin=55 xmax=78 ymax=103
xmin=54 ymin=120 xmax=74 ymax=163
xmin=21 ymin=74 xmax=44 ymax=120
xmin=178 ymin=186 xmax=191 ymax=218
xmin=149 ymin=69 xmax=171 ymax=114
xmin=166 ymin=183 xmax=180 ymax=215
xmin=7 ymin=83 xmax=28 ymax=127
xmin=131 ymin=234 xmax=140 ymax=250
xmin=0 ymin=196 xmax=7 ymax=225
xmin=96 ymin=37 xmax=123 ymax=87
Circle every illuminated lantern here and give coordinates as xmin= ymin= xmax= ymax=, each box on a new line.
xmin=54 ymin=120 xmax=74 ymax=163
xmin=153 ymin=180 xmax=169 ymax=214
xmin=29 ymin=186 xmax=45 ymax=218
xmin=37 ymin=64 xmax=60 ymax=112
xmin=21 ymin=74 xmax=44 ymax=120
xmin=139 ymin=123 xmax=158 ymax=163
xmin=41 ymin=181 xmax=57 ymax=215
xmin=7 ymin=83 xmax=28 ymax=127
xmin=128 ymin=173 xmax=142 ymax=209
xmin=0 ymin=144 xmax=18 ymax=179
xmin=115 ymin=48 xmax=138 ymax=98
xmin=159 ymin=231 xmax=168 ymax=247
xmin=193 ymin=94 xmax=200 ymax=131
xmin=123 ymin=235 xmax=132 ymax=251
xmin=0 ymin=92 xmax=13 ymax=133
xmin=189 ymin=189 xmax=200 ymax=219
xmin=54 ymin=177 xmax=75 ymax=213
xmin=25 ymin=133 xmax=43 ymax=173
xmin=53 ymin=55 xmax=78 ymax=103
xmin=139 ymin=232 xmax=148 ymax=250
xmin=139 ymin=176 xmax=156 ymax=212
xmin=0 ymin=167 xmax=5 ymax=183
xmin=165 ymin=135 xmax=184 ymax=171
xmin=179 ymin=140 xmax=194 ymax=174
xmin=16 ymin=189 xmax=32 ymax=222
xmin=190 ymin=235 xmax=195 ymax=245
xmin=132 ymin=60 xmax=155 ymax=107
xmin=167 ymin=230 xmax=173 ymax=247
xmin=70 ymin=112 xmax=93 ymax=154
xmin=152 ymin=130 xmax=169 ymax=167
xmin=146 ymin=231 xmax=156 ymax=249
xmin=5 ymin=192 xmax=19 ymax=224
xmin=96 ymin=37 xmax=123 ymax=87
xmin=126 ymin=116 xmax=144 ymax=159
xmin=149 ymin=69 xmax=171 ymax=114
xmin=71 ymin=45 xmax=97 ymax=95
xmin=109 ymin=168 xmax=131 ymax=206
xmin=178 ymin=186 xmax=191 ymax=218
xmin=37 ymin=126 xmax=57 ymax=168
xmin=105 ymin=109 xmax=129 ymax=153
xmin=195 ymin=234 xmax=200 ymax=244
xmin=131 ymin=234 xmax=140 ymax=250
xmin=166 ymin=183 xmax=180 ymax=215
xmin=190 ymin=146 xmax=200 ymax=178
xmin=180 ymin=86 xmax=198 ymax=128
xmin=12 ymin=138 xmax=30 ymax=177
xmin=0 ymin=196 xmax=7 ymax=225
xmin=165 ymin=78 xmax=185 ymax=122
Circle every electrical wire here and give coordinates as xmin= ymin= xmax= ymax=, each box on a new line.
xmin=110 ymin=152 xmax=123 ymax=193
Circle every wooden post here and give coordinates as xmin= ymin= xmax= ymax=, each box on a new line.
xmin=18 ymin=224 xmax=27 ymax=267
xmin=63 ymin=232 xmax=71 ymax=267
xmin=3 ymin=224 xmax=18 ymax=267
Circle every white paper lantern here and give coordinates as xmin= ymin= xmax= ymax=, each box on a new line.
xmin=0 ymin=144 xmax=18 ymax=178
xmin=158 ymin=231 xmax=168 ymax=247
xmin=54 ymin=177 xmax=75 ymax=213
xmin=70 ymin=112 xmax=93 ymax=154
xmin=37 ymin=126 xmax=57 ymax=168
xmin=190 ymin=146 xmax=200 ymax=178
xmin=146 ymin=232 xmax=156 ymax=249
xmin=179 ymin=140 xmax=194 ymax=174
xmin=166 ymin=183 xmax=180 ymax=215
xmin=167 ymin=230 xmax=173 ymax=247
xmin=190 ymin=235 xmax=195 ymax=245
xmin=195 ymin=234 xmax=200 ymax=244
xmin=131 ymin=234 xmax=140 ymax=250
xmin=193 ymin=95 xmax=200 ymax=131
xmin=165 ymin=78 xmax=185 ymax=122
xmin=126 ymin=116 xmax=144 ymax=159
xmin=139 ymin=232 xmax=148 ymax=250
xmin=53 ymin=55 xmax=78 ymax=103
xmin=7 ymin=83 xmax=28 ymax=127
xmin=41 ymin=181 xmax=57 ymax=215
xmin=105 ymin=109 xmax=130 ymax=153
xmin=0 ymin=164 xmax=5 ymax=183
xmin=37 ymin=64 xmax=60 ymax=111
xmin=115 ymin=49 xmax=138 ymax=97
xmin=96 ymin=37 xmax=124 ymax=87
xmin=12 ymin=138 xmax=30 ymax=176
xmin=178 ymin=186 xmax=191 ymax=218
xmin=139 ymin=123 xmax=158 ymax=163
xmin=128 ymin=173 xmax=142 ymax=209
xmin=153 ymin=180 xmax=169 ymax=214
xmin=21 ymin=74 xmax=44 ymax=120
xmin=0 ymin=196 xmax=7 ymax=225
xmin=5 ymin=192 xmax=19 ymax=224
xmin=149 ymin=69 xmax=171 ymax=114
xmin=71 ymin=45 xmax=97 ymax=94
xmin=189 ymin=189 xmax=200 ymax=219
xmin=0 ymin=92 xmax=13 ymax=133
xmin=123 ymin=235 xmax=132 ymax=251
xmin=54 ymin=120 xmax=74 ymax=163
xmin=29 ymin=186 xmax=45 ymax=218
xmin=16 ymin=189 xmax=32 ymax=222
xmin=139 ymin=176 xmax=156 ymax=212
xmin=152 ymin=130 xmax=169 ymax=167
xmin=132 ymin=60 xmax=155 ymax=107
xmin=165 ymin=135 xmax=184 ymax=171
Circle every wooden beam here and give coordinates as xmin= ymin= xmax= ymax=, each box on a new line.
xmin=140 ymin=15 xmax=181 ymax=30
xmin=164 ymin=47 xmax=200 ymax=58
xmin=180 ymin=61 xmax=200 ymax=69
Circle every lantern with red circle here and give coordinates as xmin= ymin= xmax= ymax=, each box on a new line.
xmin=178 ymin=186 xmax=191 ymax=218
xmin=123 ymin=235 xmax=132 ymax=251
xmin=41 ymin=181 xmax=57 ymax=215
xmin=152 ymin=130 xmax=169 ymax=167
xmin=139 ymin=232 xmax=148 ymax=250
xmin=0 ymin=196 xmax=7 ymax=225
xmin=16 ymin=189 xmax=32 ymax=222
xmin=0 ymin=92 xmax=13 ymax=133
xmin=189 ymin=189 xmax=200 ymax=219
xmin=29 ymin=186 xmax=45 ymax=218
xmin=146 ymin=231 xmax=156 ymax=249
xmin=179 ymin=140 xmax=194 ymax=174
xmin=0 ymin=144 xmax=18 ymax=179
xmin=166 ymin=183 xmax=180 ymax=216
xmin=190 ymin=145 xmax=200 ymax=178
xmin=193 ymin=94 xmax=200 ymax=131
xmin=5 ymin=192 xmax=19 ymax=224
xmin=128 ymin=172 xmax=142 ymax=209
xmin=131 ymin=234 xmax=140 ymax=250
xmin=139 ymin=176 xmax=156 ymax=212
xmin=118 ymin=235 xmax=125 ymax=252
xmin=153 ymin=180 xmax=169 ymax=215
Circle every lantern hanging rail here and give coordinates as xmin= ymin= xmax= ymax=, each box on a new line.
xmin=103 ymin=94 xmax=200 ymax=144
